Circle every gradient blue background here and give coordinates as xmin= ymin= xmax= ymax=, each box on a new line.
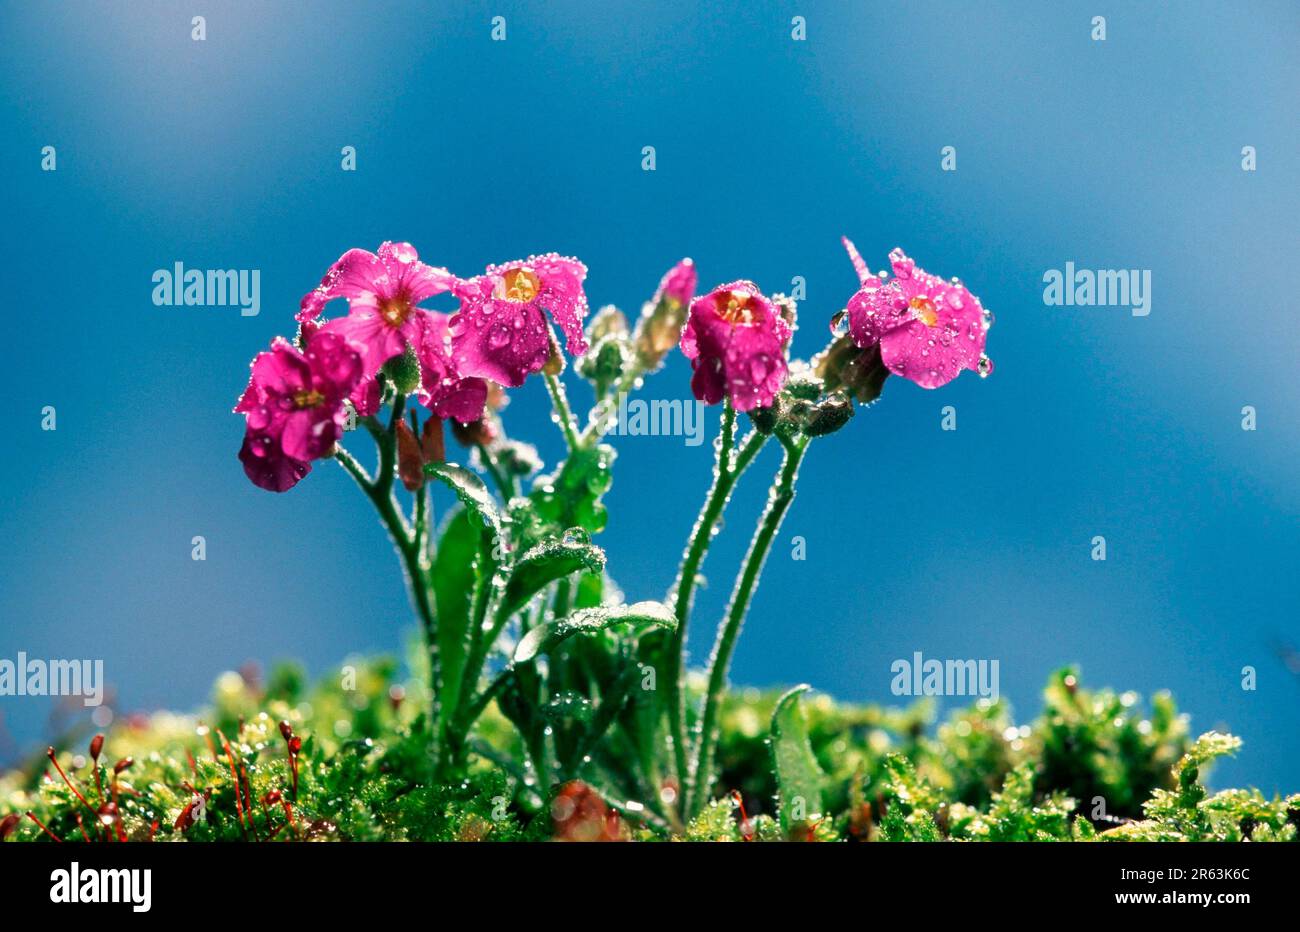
xmin=1 ymin=1 xmax=1296 ymax=792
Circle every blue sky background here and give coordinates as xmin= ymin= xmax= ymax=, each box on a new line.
xmin=1 ymin=1 xmax=1296 ymax=792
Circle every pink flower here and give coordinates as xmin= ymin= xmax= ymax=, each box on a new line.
xmin=680 ymin=281 xmax=790 ymax=412
xmin=417 ymin=312 xmax=489 ymax=424
xmin=842 ymin=241 xmax=991 ymax=389
xmin=235 ymin=331 xmax=364 ymax=492
xmin=299 ymin=241 xmax=456 ymax=377
xmin=448 ymin=254 xmax=589 ymax=387
xmin=654 ymin=258 xmax=698 ymax=307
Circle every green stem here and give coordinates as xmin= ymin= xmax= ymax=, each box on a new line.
xmin=687 ymin=435 xmax=809 ymax=817
xmin=339 ymin=397 xmax=439 ymax=733
xmin=578 ymin=361 xmax=643 ymax=447
xmin=476 ymin=442 xmax=516 ymax=500
xmin=543 ymin=372 xmax=580 ymax=450
xmin=663 ymin=404 xmax=768 ymax=803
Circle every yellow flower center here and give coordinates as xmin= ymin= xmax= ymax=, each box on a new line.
xmin=717 ymin=290 xmax=755 ymax=325
xmin=496 ymin=267 xmax=541 ymax=303
xmin=293 ymin=389 xmax=325 ymax=409
xmin=909 ymin=295 xmax=937 ymax=327
xmin=380 ymin=296 xmax=412 ymax=327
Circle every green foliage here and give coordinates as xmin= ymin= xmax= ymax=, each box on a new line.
xmin=1103 ymin=733 xmax=1299 ymax=842
xmin=1 ymin=665 xmax=1293 ymax=842
xmin=499 ymin=534 xmax=606 ymax=621
xmin=514 ymin=601 xmax=675 ymax=664
xmin=769 ymin=685 xmax=827 ymax=835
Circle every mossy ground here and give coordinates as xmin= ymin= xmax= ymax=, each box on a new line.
xmin=2 ymin=658 xmax=1295 ymax=842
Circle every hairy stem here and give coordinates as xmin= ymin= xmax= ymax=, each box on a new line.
xmin=543 ymin=372 xmax=580 ymax=451
xmin=338 ymin=397 xmax=439 ymax=734
xmin=687 ymin=435 xmax=808 ymax=817
xmin=663 ymin=404 xmax=768 ymax=804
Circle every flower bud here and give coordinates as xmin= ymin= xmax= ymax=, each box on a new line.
xmin=813 ymin=335 xmax=889 ymax=405
xmin=396 ymin=419 xmax=425 ymax=491
xmin=494 ymin=440 xmax=543 ymax=477
xmin=800 ymin=392 xmax=855 ymax=436
xmin=748 ymin=395 xmax=787 ymax=435
xmin=452 ymin=415 xmax=499 ymax=448
xmin=575 ymin=334 xmax=631 ymax=394
xmin=633 ymin=258 xmax=697 ymax=371
xmin=420 ymin=415 xmax=445 ymax=466
xmin=586 ymin=304 xmax=629 ymax=344
xmin=381 ymin=344 xmax=422 ymax=396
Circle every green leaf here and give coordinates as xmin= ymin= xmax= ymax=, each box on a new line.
xmin=513 ymin=600 xmax=675 ymax=664
xmin=770 ymin=685 xmax=826 ymax=834
xmin=426 ymin=462 xmax=501 ymax=534
xmin=530 ymin=444 xmax=616 ymax=533
xmin=431 ymin=509 xmax=486 ymax=730
xmin=498 ymin=533 xmax=606 ymax=621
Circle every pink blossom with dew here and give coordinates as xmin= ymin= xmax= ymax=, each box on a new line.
xmin=417 ymin=312 xmax=489 ymax=424
xmin=448 ymin=254 xmax=590 ymax=387
xmin=680 ymin=281 xmax=790 ymax=412
xmin=299 ymin=241 xmax=456 ymax=378
xmin=235 ymin=331 xmax=365 ymax=492
xmin=654 ymin=258 xmax=698 ymax=306
xmin=843 ymin=244 xmax=992 ymax=390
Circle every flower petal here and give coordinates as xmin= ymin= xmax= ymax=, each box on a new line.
xmin=298 ymin=248 xmax=386 ymax=322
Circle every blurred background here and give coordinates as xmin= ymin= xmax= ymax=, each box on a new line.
xmin=1 ymin=1 xmax=1296 ymax=791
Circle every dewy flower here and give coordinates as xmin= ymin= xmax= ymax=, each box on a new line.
xmin=298 ymin=241 xmax=456 ymax=377
xmin=842 ymin=240 xmax=992 ymax=389
xmin=680 ymin=281 xmax=790 ymax=412
xmin=235 ymin=331 xmax=365 ymax=492
xmin=448 ymin=254 xmax=590 ymax=387
xmin=417 ymin=312 xmax=488 ymax=424
xmin=656 ymin=257 xmax=698 ymax=307
xmin=635 ymin=258 xmax=698 ymax=368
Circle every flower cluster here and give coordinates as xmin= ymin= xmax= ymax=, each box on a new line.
xmin=236 ymin=243 xmax=593 ymax=491
xmin=236 ymin=239 xmax=993 ymax=490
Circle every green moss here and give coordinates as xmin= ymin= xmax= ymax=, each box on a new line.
xmin=1 ymin=662 xmax=1293 ymax=842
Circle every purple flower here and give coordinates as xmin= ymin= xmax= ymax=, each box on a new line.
xmin=842 ymin=242 xmax=991 ymax=389
xmin=680 ymin=281 xmax=790 ymax=412
xmin=417 ymin=312 xmax=489 ymax=424
xmin=299 ymin=241 xmax=456 ymax=377
xmin=448 ymin=254 xmax=590 ymax=387
xmin=235 ymin=331 xmax=365 ymax=492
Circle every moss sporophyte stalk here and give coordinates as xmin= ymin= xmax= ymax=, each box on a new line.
xmin=5 ymin=240 xmax=1294 ymax=843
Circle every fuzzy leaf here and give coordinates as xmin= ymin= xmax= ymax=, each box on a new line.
xmin=770 ymin=685 xmax=826 ymax=834
xmin=499 ymin=534 xmax=606 ymax=621
xmin=425 ymin=462 xmax=501 ymax=534
xmin=514 ymin=601 xmax=675 ymax=664
xmin=432 ymin=508 xmax=492 ymax=730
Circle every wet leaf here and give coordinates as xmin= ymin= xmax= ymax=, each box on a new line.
xmin=499 ymin=535 xmax=606 ymax=621
xmin=514 ymin=601 xmax=675 ymax=664
xmin=433 ymin=508 xmax=497 ymax=733
xmin=770 ymin=684 xmax=825 ymax=834
xmin=426 ymin=462 xmax=501 ymax=534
